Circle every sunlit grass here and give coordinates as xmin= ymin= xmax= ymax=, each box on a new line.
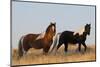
xmin=12 ymin=45 xmax=96 ymax=66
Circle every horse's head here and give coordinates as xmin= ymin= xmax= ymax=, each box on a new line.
xmin=46 ymin=22 xmax=56 ymax=37
xmin=85 ymin=24 xmax=91 ymax=35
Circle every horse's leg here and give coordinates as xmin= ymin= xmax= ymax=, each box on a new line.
xmin=53 ymin=41 xmax=63 ymax=55
xmin=21 ymin=41 xmax=31 ymax=58
xmin=78 ymin=43 xmax=81 ymax=52
xmin=82 ymin=42 xmax=87 ymax=52
xmin=18 ymin=44 xmax=28 ymax=59
xmin=43 ymin=46 xmax=50 ymax=55
xmin=57 ymin=39 xmax=63 ymax=50
xmin=24 ymin=43 xmax=32 ymax=56
xmin=56 ymin=42 xmax=63 ymax=52
xmin=64 ymin=43 xmax=68 ymax=54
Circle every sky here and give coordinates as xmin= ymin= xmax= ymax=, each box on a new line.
xmin=12 ymin=1 xmax=96 ymax=48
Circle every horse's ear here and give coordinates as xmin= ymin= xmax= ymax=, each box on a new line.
xmin=88 ymin=24 xmax=91 ymax=26
xmin=90 ymin=24 xmax=91 ymax=28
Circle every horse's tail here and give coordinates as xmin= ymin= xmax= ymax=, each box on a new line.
xmin=50 ymin=33 xmax=61 ymax=53
xmin=18 ymin=36 xmax=24 ymax=59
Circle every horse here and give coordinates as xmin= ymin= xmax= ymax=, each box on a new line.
xmin=50 ymin=24 xmax=91 ymax=54
xmin=18 ymin=22 xmax=56 ymax=58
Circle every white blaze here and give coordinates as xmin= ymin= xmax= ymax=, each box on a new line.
xmin=52 ymin=26 xmax=55 ymax=32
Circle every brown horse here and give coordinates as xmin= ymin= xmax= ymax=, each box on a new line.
xmin=18 ymin=22 xmax=56 ymax=58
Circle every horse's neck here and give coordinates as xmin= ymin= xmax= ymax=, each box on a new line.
xmin=44 ymin=33 xmax=53 ymax=42
xmin=82 ymin=31 xmax=88 ymax=38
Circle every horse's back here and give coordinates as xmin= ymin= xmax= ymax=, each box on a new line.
xmin=23 ymin=34 xmax=39 ymax=44
xmin=61 ymin=31 xmax=74 ymax=38
xmin=59 ymin=31 xmax=75 ymax=43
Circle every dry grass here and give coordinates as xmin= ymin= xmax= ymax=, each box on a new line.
xmin=12 ymin=44 xmax=96 ymax=66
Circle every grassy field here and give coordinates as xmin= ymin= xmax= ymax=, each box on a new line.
xmin=12 ymin=44 xmax=96 ymax=66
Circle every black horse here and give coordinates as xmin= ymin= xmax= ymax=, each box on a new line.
xmin=51 ymin=24 xmax=91 ymax=54
xmin=18 ymin=22 xmax=56 ymax=58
